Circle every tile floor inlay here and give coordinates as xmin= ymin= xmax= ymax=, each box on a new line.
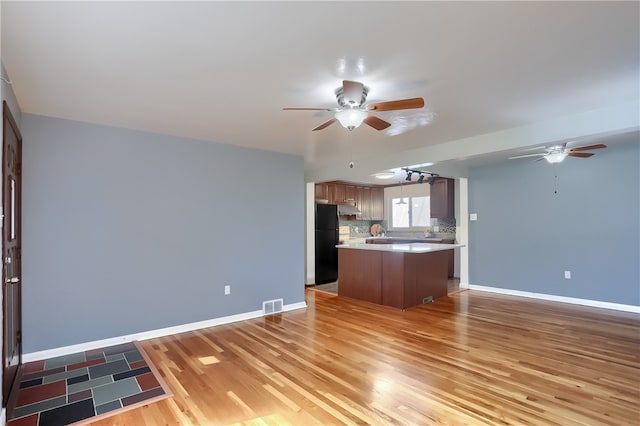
xmin=7 ymin=341 xmax=172 ymax=426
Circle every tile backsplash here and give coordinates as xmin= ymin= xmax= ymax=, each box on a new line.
xmin=431 ymin=217 xmax=457 ymax=234
xmin=339 ymin=219 xmax=387 ymax=238
xmin=339 ymin=217 xmax=456 ymax=238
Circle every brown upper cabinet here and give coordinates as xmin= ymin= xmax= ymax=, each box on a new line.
xmin=360 ymin=187 xmax=371 ymax=219
xmin=315 ymin=183 xmax=329 ymax=201
xmin=329 ymin=183 xmax=346 ymax=204
xmin=371 ymin=187 xmax=384 ymax=220
xmin=430 ymin=178 xmax=455 ymax=219
xmin=344 ymin=185 xmax=356 ymax=203
xmin=315 ymin=181 xmax=384 ymax=220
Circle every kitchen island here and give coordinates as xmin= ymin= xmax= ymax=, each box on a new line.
xmin=337 ymin=243 xmax=463 ymax=309
xmin=365 ymin=236 xmax=456 ymax=278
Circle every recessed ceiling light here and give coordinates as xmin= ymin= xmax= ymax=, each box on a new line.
xmin=373 ymin=172 xmax=395 ymax=180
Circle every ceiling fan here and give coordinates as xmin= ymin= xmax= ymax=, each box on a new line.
xmin=283 ymin=80 xmax=424 ymax=131
xmin=508 ymin=143 xmax=607 ymax=164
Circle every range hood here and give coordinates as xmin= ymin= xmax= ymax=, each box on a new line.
xmin=338 ymin=204 xmax=361 ymax=216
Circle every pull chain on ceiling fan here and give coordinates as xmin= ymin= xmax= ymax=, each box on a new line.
xmin=283 ymin=80 xmax=425 ymax=132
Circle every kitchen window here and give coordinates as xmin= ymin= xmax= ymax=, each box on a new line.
xmin=391 ymin=196 xmax=430 ymax=228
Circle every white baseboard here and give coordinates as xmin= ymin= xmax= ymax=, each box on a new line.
xmin=1 ymin=407 xmax=5 ymax=426
xmin=283 ymin=301 xmax=307 ymax=312
xmin=23 ymin=301 xmax=307 ymax=363
xmin=468 ymin=285 xmax=640 ymax=313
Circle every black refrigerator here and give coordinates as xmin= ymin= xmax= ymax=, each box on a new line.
xmin=315 ymin=204 xmax=339 ymax=284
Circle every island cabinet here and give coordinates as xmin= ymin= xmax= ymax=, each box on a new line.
xmin=430 ymin=177 xmax=455 ymax=219
xmin=365 ymin=237 xmax=455 ymax=278
xmin=381 ymin=250 xmax=449 ymax=308
xmin=338 ymin=244 xmax=454 ymax=309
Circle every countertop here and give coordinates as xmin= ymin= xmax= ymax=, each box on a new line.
xmin=337 ymin=242 xmax=464 ymax=253
xmin=366 ymin=236 xmax=452 ymax=242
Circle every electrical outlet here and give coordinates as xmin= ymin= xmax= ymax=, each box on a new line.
xmin=470 ymin=213 xmax=478 ymax=221
xmin=564 ymin=271 xmax=571 ymax=279
xmin=224 ymin=285 xmax=231 ymax=295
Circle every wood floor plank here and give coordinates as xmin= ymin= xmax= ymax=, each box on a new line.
xmin=89 ymin=289 xmax=640 ymax=425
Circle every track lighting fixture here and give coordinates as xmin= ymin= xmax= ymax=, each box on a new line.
xmin=402 ymin=167 xmax=439 ymax=185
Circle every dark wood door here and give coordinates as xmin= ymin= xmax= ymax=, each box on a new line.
xmin=2 ymin=101 xmax=22 ymax=406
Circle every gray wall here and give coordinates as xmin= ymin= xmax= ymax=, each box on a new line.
xmin=22 ymin=114 xmax=305 ymax=352
xmin=1 ymin=63 xmax=21 ymax=127
xmin=468 ymin=137 xmax=639 ymax=305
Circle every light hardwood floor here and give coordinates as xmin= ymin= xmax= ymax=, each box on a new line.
xmin=91 ymin=289 xmax=640 ymax=425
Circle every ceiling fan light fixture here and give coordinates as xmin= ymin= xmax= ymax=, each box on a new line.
xmin=545 ymin=152 xmax=567 ymax=164
xmin=335 ymin=108 xmax=367 ymax=130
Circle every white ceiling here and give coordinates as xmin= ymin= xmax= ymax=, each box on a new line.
xmin=2 ymin=1 xmax=639 ymax=184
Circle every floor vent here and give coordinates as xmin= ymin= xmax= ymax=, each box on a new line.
xmin=263 ymin=298 xmax=284 ymax=315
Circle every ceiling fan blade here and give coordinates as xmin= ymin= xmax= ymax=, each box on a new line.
xmin=568 ymin=144 xmax=607 ymax=152
xmin=312 ymin=118 xmax=337 ymax=131
xmin=568 ymin=152 xmax=594 ymax=158
xmin=508 ymin=153 xmax=546 ymax=159
xmin=368 ymin=97 xmax=425 ymax=112
xmin=363 ymin=115 xmax=391 ymax=131
xmin=283 ymin=107 xmax=334 ymax=111
xmin=342 ymin=80 xmax=365 ymax=105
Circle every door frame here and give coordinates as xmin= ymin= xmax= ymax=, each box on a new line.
xmin=2 ymin=100 xmax=23 ymax=407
